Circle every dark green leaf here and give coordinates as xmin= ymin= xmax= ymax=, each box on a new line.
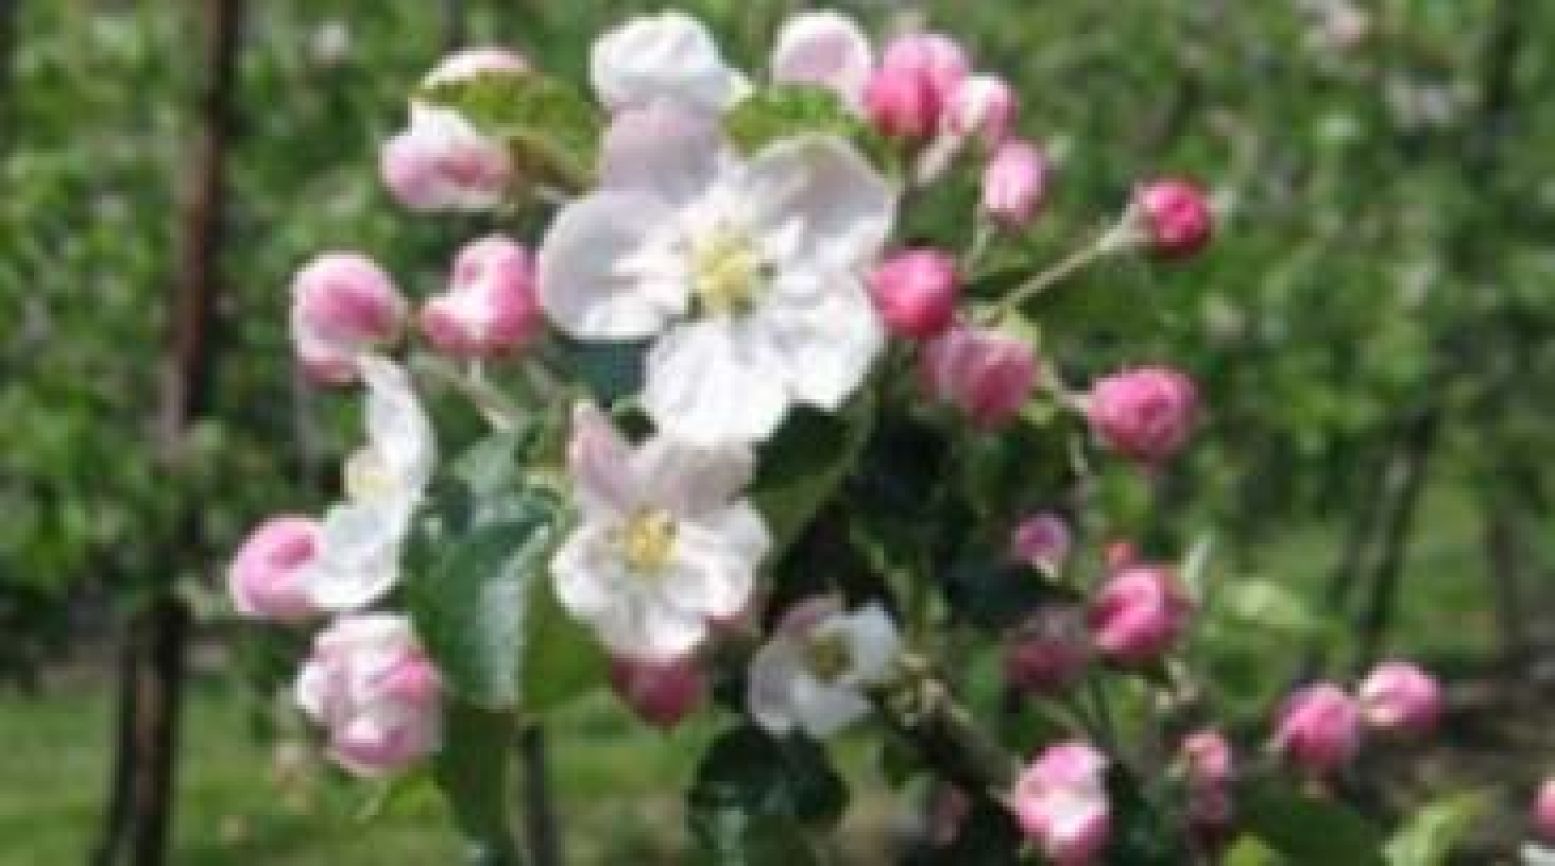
xmin=943 ymin=558 xmax=1078 ymax=631
xmin=420 ymin=71 xmax=602 ymax=189
xmin=751 ymin=399 xmax=874 ymax=556
xmin=1104 ymin=766 xmax=1194 ymax=865
xmin=551 ymin=338 xmax=647 ymax=406
xmin=1237 ymin=781 xmax=1388 ymax=866
xmin=687 ymin=724 xmax=846 ymax=863
xmin=433 ymin=700 xmax=524 ymax=865
xmin=521 ymin=567 xmax=607 ymax=713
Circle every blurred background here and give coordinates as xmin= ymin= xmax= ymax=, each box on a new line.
xmin=5 ymin=0 xmax=1555 ymax=862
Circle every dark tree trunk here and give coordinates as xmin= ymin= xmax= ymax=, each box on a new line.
xmin=442 ymin=0 xmax=466 ymax=50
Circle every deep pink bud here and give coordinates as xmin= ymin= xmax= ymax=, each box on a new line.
xmin=982 ymin=139 xmax=1048 ymax=228
xmin=1357 ymin=661 xmax=1442 ymax=738
xmin=947 ymin=75 xmax=1018 ymax=147
xmin=1089 ymin=565 xmax=1192 ymax=666
xmin=869 ymin=248 xmax=960 ymax=339
xmin=291 ymin=252 xmax=405 ymax=347
xmin=880 ymin=33 xmax=969 ymax=112
xmin=1012 ymin=742 xmax=1111 ymax=866
xmin=1181 ymin=729 xmax=1235 ymax=831
xmin=1273 ymin=683 xmax=1362 ymax=777
xmin=609 ymin=654 xmax=705 ymax=730
xmin=864 ymin=65 xmax=939 ymax=140
xmin=1004 ymin=606 xmax=1091 ymax=695
xmin=228 ymin=516 xmax=322 ymax=623
xmin=420 ymin=235 xmax=542 ymax=359
xmin=1135 ymin=178 xmax=1213 ymax=260
xmin=919 ymin=323 xmax=1039 ymax=429
xmin=1010 ymin=512 xmax=1072 ymax=573
xmin=1088 ymin=366 xmax=1199 ymax=465
xmin=1534 ymin=780 xmax=1555 ymax=843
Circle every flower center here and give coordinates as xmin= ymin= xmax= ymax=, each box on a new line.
xmin=619 ymin=509 xmax=677 ymax=576
xmin=804 ymin=633 xmax=854 ymax=683
xmin=690 ymin=226 xmax=764 ymax=316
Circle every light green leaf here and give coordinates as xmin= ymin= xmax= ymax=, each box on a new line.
xmin=1385 ymin=791 xmax=1487 ymax=866
xmin=724 ymin=84 xmax=893 ymax=171
xmin=419 ymin=71 xmax=602 ymax=189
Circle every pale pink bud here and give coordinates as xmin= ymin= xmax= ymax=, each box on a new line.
xmin=294 ymin=614 xmax=441 ymax=777
xmin=864 ymin=65 xmax=938 ymax=140
xmin=1357 ymin=661 xmax=1442 ymax=738
xmin=420 ymin=235 xmax=542 ymax=359
xmin=1135 ymin=177 xmax=1213 ymax=260
xmin=869 ymin=248 xmax=960 ymax=340
xmin=290 ymin=253 xmax=406 ymax=385
xmin=1273 ymin=683 xmax=1362 ymax=777
xmin=380 ymin=119 xmax=513 ymax=212
xmin=880 ymin=33 xmax=969 ymax=113
xmin=771 ymin=12 xmax=874 ymax=109
xmin=1533 ymin=779 xmax=1555 ymax=843
xmin=423 ymin=47 xmax=529 ymax=87
xmin=228 ymin=516 xmax=322 ymax=623
xmin=1089 ymin=565 xmax=1192 ymax=666
xmin=918 ymin=323 xmax=1039 ymax=429
xmin=1010 ymin=512 xmax=1072 ymax=573
xmin=982 ymin=139 xmax=1048 ymax=228
xmin=1004 ymin=606 xmax=1091 ymax=695
xmin=947 ymin=75 xmax=1017 ymax=147
xmin=1012 ymin=742 xmax=1111 ymax=866
xmin=608 ymin=654 xmax=705 ymax=730
xmin=1088 ymin=366 xmax=1199 ymax=465
xmin=1181 ymin=729 xmax=1235 ymax=831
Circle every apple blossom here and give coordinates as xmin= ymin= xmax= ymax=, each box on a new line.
xmin=1089 ymin=565 xmax=1192 ymax=666
xmin=537 ymin=102 xmax=895 ymax=445
xmin=747 ymin=597 xmax=901 ymax=738
xmin=1135 ymin=177 xmax=1214 ymax=260
xmin=295 ymin=613 xmax=441 ymax=777
xmin=1012 ymin=741 xmax=1111 ymax=866
xmin=1273 ymin=682 xmax=1362 ymax=777
xmin=228 ymin=516 xmax=323 ymax=622
xmin=552 ymin=404 xmax=769 ymax=661
xmin=420 ymin=235 xmax=543 ymax=359
xmin=289 ymin=253 xmax=406 ymax=385
xmin=1010 ymin=512 xmax=1072 ymax=573
xmin=869 ymin=248 xmax=960 ymax=340
xmin=982 ymin=139 xmax=1048 ymax=228
xmin=1088 ymin=365 xmax=1199 ymax=465
xmin=1004 ymin=606 xmax=1091 ymax=696
xmin=609 ymin=654 xmax=706 ymax=730
xmin=918 ymin=322 xmax=1039 ymax=428
xmin=1357 ymin=660 xmax=1442 ymax=738
xmin=947 ymin=75 xmax=1017 ymax=147
xmin=590 ymin=11 xmax=748 ymax=113
xmin=772 ymin=11 xmax=874 ymax=109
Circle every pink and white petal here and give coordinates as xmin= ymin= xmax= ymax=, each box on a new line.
xmin=758 ymin=271 xmax=883 ymax=411
xmin=643 ymin=319 xmax=791 ymax=446
xmin=591 ymin=12 xmax=746 ymax=113
xmin=567 ymin=403 xmax=638 ymax=517
xmin=551 ymin=523 xmax=627 ymax=619
xmin=742 ymin=135 xmax=896 ymax=270
xmin=294 ymin=662 xmax=335 ymax=723
xmin=538 ymin=191 xmax=686 ymax=340
xmin=600 ymin=102 xmax=723 ymax=207
xmin=631 ymin=438 xmax=754 ymax=516
xmin=659 ymin=522 xmax=756 ymax=620
xmin=771 ymin=12 xmax=874 ymax=109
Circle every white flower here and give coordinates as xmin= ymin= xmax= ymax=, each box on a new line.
xmin=538 ymin=103 xmax=896 ymax=445
xmin=748 ymin=598 xmax=901 ymax=738
xmin=771 ymin=12 xmax=875 ymax=109
xmin=590 ymin=11 xmax=749 ymax=113
xmin=1525 ymin=845 xmax=1555 ymax=866
xmin=551 ymin=403 xmax=770 ymax=661
xmin=303 ymin=356 xmax=436 ymax=611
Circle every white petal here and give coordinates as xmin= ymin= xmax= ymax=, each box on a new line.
xmin=755 ymin=270 xmax=883 ymax=411
xmin=567 ymin=403 xmax=637 ymax=517
xmin=538 ymin=191 xmax=687 ymax=340
xmin=631 ymin=437 xmax=754 ymax=516
xmin=294 ymin=661 xmax=333 ymax=723
xmin=659 ymin=521 xmax=756 ymax=620
xmin=696 ymin=501 xmax=771 ymax=566
xmin=747 ymin=639 xmax=805 ymax=735
xmin=550 ymin=522 xmax=624 ymax=619
xmin=643 ymin=319 xmax=790 ymax=446
xmin=742 ymin=135 xmax=896 ymax=270
xmin=838 ymin=603 xmax=901 ymax=685
xmin=591 ymin=12 xmax=746 ymax=112
xmin=600 ymin=102 xmax=722 ymax=208
xmin=771 ymin=12 xmax=874 ymax=109
xmin=792 ymin=674 xmax=872 ymax=738
xmin=304 ymin=502 xmax=403 ymax=611
xmin=360 ymin=356 xmax=435 ymax=496
xmin=601 ymin=594 xmax=707 ymax=661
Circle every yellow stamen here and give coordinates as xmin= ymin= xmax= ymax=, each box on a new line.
xmin=691 ymin=227 xmax=764 ymax=315
xmin=620 ymin=509 xmax=677 ymax=576
xmin=805 ymin=633 xmax=854 ymax=683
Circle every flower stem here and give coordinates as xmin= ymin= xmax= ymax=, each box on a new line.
xmin=981 ymin=222 xmax=1136 ymax=326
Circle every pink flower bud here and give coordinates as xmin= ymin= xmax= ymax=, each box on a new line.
xmin=1010 ymin=512 xmax=1072 ymax=573
xmin=919 ymin=323 xmax=1039 ymax=429
xmin=1012 ymin=742 xmax=1111 ymax=866
xmin=290 ymin=253 xmax=406 ymax=385
xmin=1135 ymin=178 xmax=1213 ymax=260
xmin=608 ymin=654 xmax=705 ymax=730
xmin=982 ymin=139 xmax=1048 ymax=228
xmin=947 ymin=75 xmax=1018 ymax=147
xmin=420 ymin=235 xmax=543 ymax=359
xmin=1357 ymin=661 xmax=1442 ymax=738
xmin=423 ymin=47 xmax=529 ymax=87
xmin=880 ymin=33 xmax=969 ymax=112
xmin=1004 ymin=606 xmax=1091 ymax=695
xmin=1533 ymin=779 xmax=1555 ymax=843
xmin=1088 ymin=366 xmax=1199 ymax=466
xmin=1181 ymin=729 xmax=1235 ymax=831
xmin=1089 ymin=565 xmax=1192 ymax=666
xmin=864 ymin=65 xmax=939 ymax=140
xmin=1103 ymin=539 xmax=1139 ymax=572
xmin=294 ymin=614 xmax=440 ymax=777
xmin=228 ymin=516 xmax=322 ymax=623
xmin=380 ymin=118 xmax=513 ymax=212
xmin=869 ymin=248 xmax=960 ymax=340
xmin=1273 ymin=683 xmax=1362 ymax=778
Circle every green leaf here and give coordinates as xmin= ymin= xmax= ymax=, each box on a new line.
xmin=1385 ymin=791 xmax=1487 ymax=866
xmin=1215 ymin=579 xmax=1323 ymax=636
xmin=550 ymin=338 xmax=647 ymax=406
xmin=724 ymin=84 xmax=893 ymax=171
xmin=687 ymin=725 xmax=846 ymax=863
xmin=521 ymin=568 xmax=607 ymax=713
xmin=1103 ymin=766 xmax=1194 ymax=865
xmin=1237 ymin=781 xmax=1388 ymax=866
xmin=943 ymin=558 xmax=1079 ymax=631
xmin=751 ymin=398 xmax=875 ymax=555
xmin=408 ymin=494 xmax=558 ymax=709
xmin=419 ymin=71 xmax=602 ymax=189
xmin=433 ymin=700 xmax=524 ymax=866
